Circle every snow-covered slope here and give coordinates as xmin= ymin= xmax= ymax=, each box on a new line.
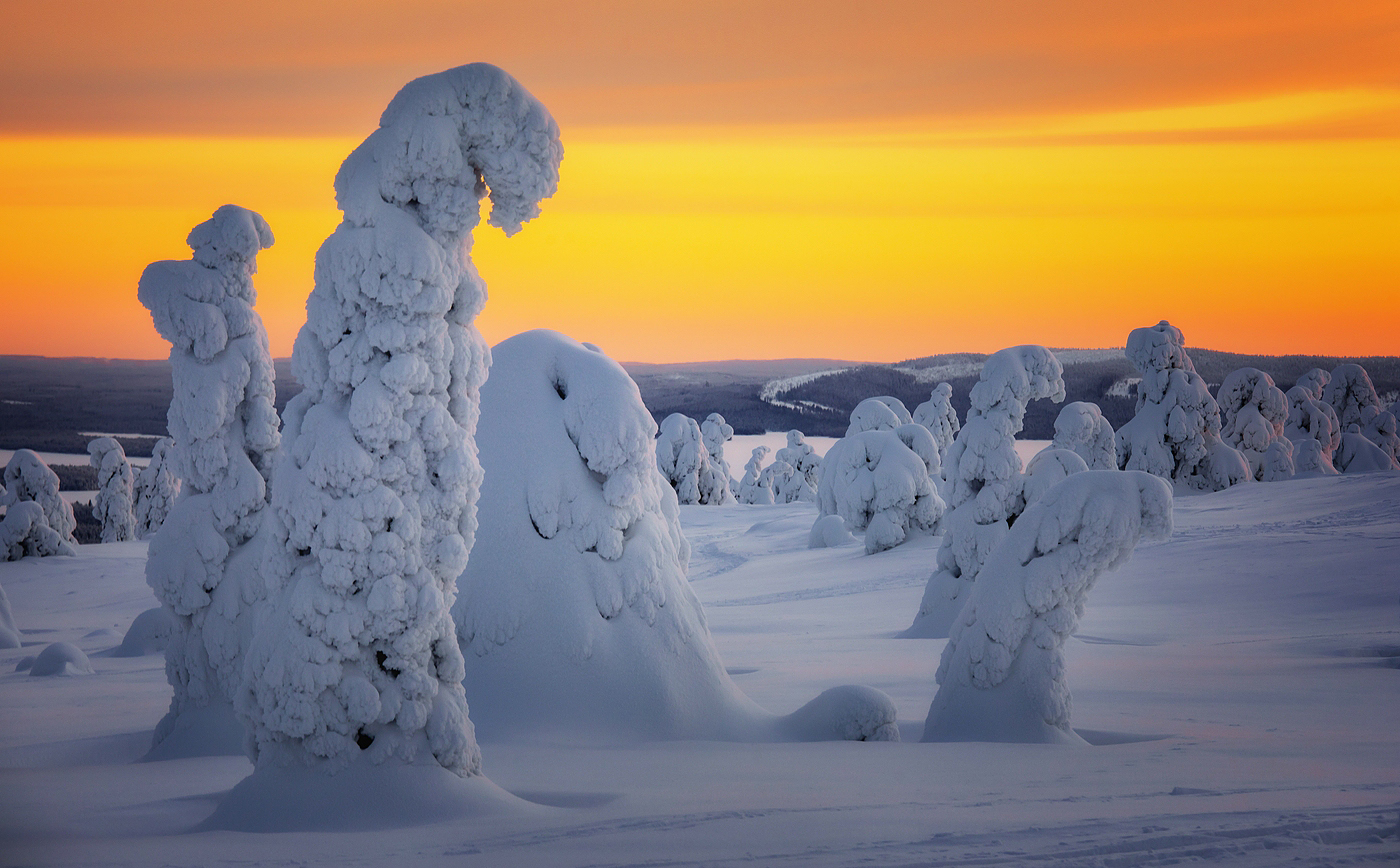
xmin=0 ymin=471 xmax=1397 ymax=866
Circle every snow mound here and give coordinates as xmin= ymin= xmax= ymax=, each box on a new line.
xmin=807 ymin=513 xmax=857 ymax=548
xmin=28 ymin=641 xmax=95 ymax=677
xmin=1052 ymin=402 xmax=1116 ymax=471
xmin=455 ymin=330 xmax=898 ymax=743
xmin=112 ymin=606 xmax=178 ymax=657
xmin=88 ymin=437 xmax=136 ymax=543
xmin=1334 ymin=432 xmax=1399 ymax=474
xmin=814 ymin=426 xmax=945 ymax=554
xmin=924 ymin=471 xmax=1173 ymax=744
xmin=1 ymin=501 xmax=78 ymax=560
xmin=2 ymin=450 xmax=77 ymax=545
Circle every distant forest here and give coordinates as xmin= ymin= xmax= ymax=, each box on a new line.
xmin=3 ymin=350 xmax=1397 ymax=459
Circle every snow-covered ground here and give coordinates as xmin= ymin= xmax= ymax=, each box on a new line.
xmin=1 ymin=472 xmax=1397 ymax=866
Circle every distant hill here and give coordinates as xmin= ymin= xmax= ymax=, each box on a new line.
xmin=2 ymin=349 xmax=1397 ymax=453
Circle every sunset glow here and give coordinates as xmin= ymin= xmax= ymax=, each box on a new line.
xmin=2 ymin=2 xmax=1397 ymax=361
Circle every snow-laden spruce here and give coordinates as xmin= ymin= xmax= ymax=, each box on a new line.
xmin=773 ymin=430 xmax=821 ymax=503
xmin=137 ymin=204 xmax=280 ymax=759
xmin=656 ymin=414 xmax=731 ymax=505
xmin=846 ymin=396 xmax=912 ymax=436
xmin=1020 ymin=447 xmax=1089 ymax=508
xmin=133 ymin=437 xmax=180 ymax=539
xmin=1260 ymin=438 xmax=1298 ymax=482
xmin=1323 ymin=364 xmax=1383 ymax=432
xmin=455 ymin=330 xmax=899 ymax=743
xmin=701 ymin=413 xmax=736 ymax=502
xmin=814 ymin=424 xmax=945 ymax=554
xmin=1 ymin=501 xmax=78 ymax=561
xmin=2 ymin=450 xmax=77 ymax=547
xmin=904 ymin=345 xmax=1065 ymax=639
xmin=87 ymin=438 xmax=137 ymax=543
xmin=1361 ymin=408 xmax=1400 ymax=466
xmin=913 ymin=382 xmax=960 ymax=467
xmin=1284 ymin=383 xmax=1340 ymax=475
xmin=230 ymin=64 xmax=562 ymax=807
xmin=1217 ymin=368 xmax=1290 ymax=481
xmin=923 ymin=470 xmax=1173 ymax=743
xmin=1051 ymin=402 xmax=1116 ymax=471
xmin=1115 ymin=320 xmax=1249 ymax=491
xmin=736 ymin=446 xmax=775 ymax=505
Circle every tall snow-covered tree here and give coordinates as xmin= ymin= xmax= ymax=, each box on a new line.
xmin=133 ymin=437 xmax=181 ymax=539
xmin=1 ymin=450 xmax=77 ymax=547
xmin=736 ymin=446 xmax=774 ymax=505
xmin=236 ymin=65 xmax=562 ymax=791
xmin=87 ymin=437 xmax=137 ymax=543
xmin=904 ymin=345 xmax=1065 ymax=639
xmin=1115 ymin=320 xmax=1249 ymax=491
xmin=773 ymin=430 xmax=821 ymax=503
xmin=700 ymin=413 xmax=736 ymax=504
xmin=923 ymin=471 xmax=1173 ymax=743
xmin=455 ymin=330 xmax=898 ymax=743
xmin=657 ymin=413 xmax=729 ymax=504
xmin=1051 ymin=401 xmax=1116 ymax=471
xmin=137 ymin=204 xmax=279 ymax=757
xmin=1216 ymin=368 xmax=1290 ymax=481
xmin=912 ymin=382 xmax=960 ymax=467
xmin=1361 ymin=408 xmax=1400 ymax=466
xmin=815 ymin=424 xmax=945 ymax=554
xmin=1284 ymin=384 xmax=1340 ymax=475
xmin=1323 ymin=364 xmax=1383 ymax=432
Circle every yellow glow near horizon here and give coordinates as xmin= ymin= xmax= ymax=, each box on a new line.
xmin=1 ymin=91 xmax=1397 ymax=362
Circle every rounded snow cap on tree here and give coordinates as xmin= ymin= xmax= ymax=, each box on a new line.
xmin=187 ymin=205 xmax=275 ymax=273
xmin=847 ymin=397 xmax=912 ymax=436
xmin=1126 ymin=320 xmax=1192 ymax=375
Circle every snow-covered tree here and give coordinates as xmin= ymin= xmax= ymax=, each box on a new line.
xmin=137 ymin=204 xmax=279 ymax=759
xmin=814 ymin=425 xmax=945 ymax=554
xmin=1323 ymin=364 xmax=1383 ymax=432
xmin=1115 ymin=320 xmax=1248 ymax=491
xmin=904 ymin=345 xmax=1065 ymax=639
xmin=736 ymin=446 xmax=774 ymax=505
xmin=1295 ymin=367 xmax=1330 ymax=399
xmin=87 ymin=437 xmax=136 ymax=543
xmin=1 ymin=450 xmax=77 ymax=546
xmin=456 ymin=330 xmax=899 ymax=743
xmin=1259 ymin=438 xmax=1296 ymax=482
xmin=1 ymin=501 xmax=78 ymax=561
xmin=846 ymin=396 xmax=912 ymax=436
xmin=1216 ymin=368 xmax=1289 ymax=481
xmin=1361 ymin=408 xmax=1400 ymax=466
xmin=1050 ymin=402 xmax=1115 ymax=470
xmin=1020 ymin=447 xmax=1088 ymax=508
xmin=773 ymin=430 xmax=821 ymax=502
xmin=923 ymin=471 xmax=1173 ymax=743
xmin=1284 ymin=383 xmax=1340 ymax=466
xmin=656 ymin=413 xmax=729 ymax=504
xmin=234 ymin=64 xmax=562 ymax=795
xmin=1334 ymin=431 xmax=1399 ymax=473
xmin=912 ymin=382 xmax=960 ymax=466
xmin=700 ymin=413 xmax=735 ymax=504
xmin=133 ymin=437 xmax=180 ymax=539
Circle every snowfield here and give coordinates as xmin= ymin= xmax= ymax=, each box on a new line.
xmin=1 ymin=470 xmax=1397 ymax=866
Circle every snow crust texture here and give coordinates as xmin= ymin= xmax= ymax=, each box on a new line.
xmin=137 ymin=204 xmax=280 ymax=757
xmin=1217 ymin=368 xmax=1290 ymax=481
xmin=1051 ymin=402 xmax=1116 ymax=471
xmin=239 ymin=64 xmax=562 ymax=780
xmin=2 ymin=450 xmax=77 ymax=547
xmin=924 ymin=470 xmax=1173 ymax=743
xmin=88 ymin=438 xmax=137 ymax=543
xmin=815 ymin=425 xmax=945 ymax=554
xmin=907 ymin=345 xmax=1065 ymax=638
xmin=456 ymin=330 xmax=898 ymax=744
xmin=133 ymin=438 xmax=181 ymax=539
xmin=1115 ymin=321 xmax=1248 ymax=491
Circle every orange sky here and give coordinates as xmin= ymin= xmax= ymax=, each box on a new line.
xmin=1 ymin=1 xmax=1397 ymax=362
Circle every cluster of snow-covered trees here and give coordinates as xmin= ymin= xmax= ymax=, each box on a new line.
xmin=1 ymin=451 xmax=78 ymax=560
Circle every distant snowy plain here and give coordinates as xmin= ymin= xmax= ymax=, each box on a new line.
xmin=1 ymin=466 xmax=1397 ymax=866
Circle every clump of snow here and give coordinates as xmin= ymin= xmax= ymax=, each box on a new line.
xmin=1020 ymin=447 xmax=1089 ymax=508
xmin=1115 ymin=321 xmax=1248 ymax=491
xmin=924 ymin=471 xmax=1173 ymax=743
xmin=1216 ymin=369 xmax=1289 ymax=481
xmin=807 ymin=513 xmax=857 ymax=548
xmin=28 ymin=641 xmax=96 ymax=677
xmin=846 ymin=396 xmax=912 ymax=436
xmin=133 ymin=438 xmax=180 ymax=539
xmin=0 ymin=580 xmax=21 ymax=648
xmin=87 ymin=437 xmax=136 ymax=543
xmin=657 ymin=414 xmax=731 ymax=504
xmin=1051 ymin=402 xmax=1116 ymax=471
xmin=1 ymin=501 xmax=78 ymax=561
xmin=1323 ymin=364 xmax=1383 ymax=432
xmin=814 ymin=425 xmax=945 ymax=554
xmin=736 ymin=446 xmax=774 ymax=505
xmin=773 ymin=430 xmax=821 ymax=503
xmin=239 ymin=64 xmax=562 ymax=788
xmin=2 ymin=449 xmax=77 ymax=546
xmin=112 ymin=606 xmax=178 ymax=658
xmin=912 ymin=383 xmax=960 ymax=466
xmin=137 ymin=204 xmax=280 ymax=759
xmin=905 ymin=345 xmax=1065 ymax=639
xmin=455 ymin=330 xmax=898 ymax=743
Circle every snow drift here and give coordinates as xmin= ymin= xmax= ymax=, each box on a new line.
xmin=454 ymin=330 xmax=899 ymax=744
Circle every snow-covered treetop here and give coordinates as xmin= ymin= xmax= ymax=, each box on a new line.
xmin=913 ymin=383 xmax=960 ymax=455
xmin=1050 ymin=402 xmax=1115 ymax=471
xmin=1126 ymin=320 xmax=1194 ymax=403
xmin=966 ymin=345 xmax=1065 ymax=435
xmin=1323 ymin=364 xmax=1383 ymax=432
xmin=336 ymin=62 xmax=563 ymax=242
xmin=846 ymin=397 xmax=912 ymax=436
xmin=1 ymin=450 xmax=76 ymax=544
xmin=702 ymin=413 xmax=734 ymax=455
xmin=1020 ymin=447 xmax=1089 ymax=508
xmin=1294 ymin=368 xmax=1330 ymax=401
xmin=1217 ymin=368 xmax=1288 ymax=480
xmin=188 ymin=204 xmax=276 ymax=276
